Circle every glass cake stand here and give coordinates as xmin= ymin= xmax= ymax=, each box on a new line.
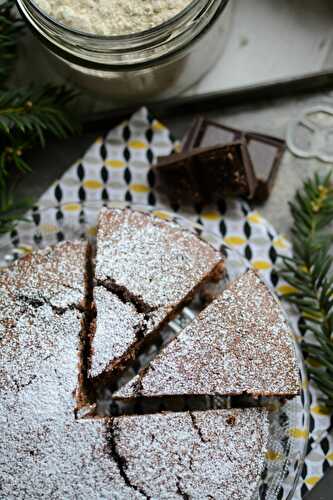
xmin=0 ymin=201 xmax=309 ymax=500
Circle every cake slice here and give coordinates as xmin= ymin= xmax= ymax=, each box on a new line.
xmin=95 ymin=208 xmax=224 ymax=311
xmin=0 ymin=241 xmax=90 ymax=310
xmin=88 ymin=287 xmax=173 ymax=383
xmin=88 ymin=286 xmax=146 ymax=381
xmin=0 ymin=241 xmax=93 ymax=408
xmin=110 ymin=408 xmax=269 ymax=499
xmin=114 ymin=268 xmax=299 ymax=400
xmin=89 ymin=208 xmax=224 ymax=387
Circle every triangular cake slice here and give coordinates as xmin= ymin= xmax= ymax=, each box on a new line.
xmin=115 ymin=268 xmax=299 ymax=400
xmin=111 ymin=408 xmax=269 ymax=500
xmin=95 ymin=208 xmax=224 ymax=311
xmin=88 ymin=287 xmax=172 ymax=381
xmin=89 ymin=208 xmax=224 ymax=386
xmin=0 ymin=241 xmax=89 ymax=310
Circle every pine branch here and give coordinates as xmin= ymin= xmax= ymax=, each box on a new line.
xmin=0 ymin=85 xmax=79 ymax=189
xmin=279 ymin=172 xmax=333 ymax=407
xmin=0 ymin=86 xmax=78 ymax=145
xmin=0 ymin=3 xmax=79 ymax=236
xmin=0 ymin=85 xmax=78 ymax=233
xmin=0 ymin=133 xmax=32 ymax=185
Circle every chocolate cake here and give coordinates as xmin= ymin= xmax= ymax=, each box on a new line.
xmin=90 ymin=208 xmax=224 ymax=382
xmin=0 ymin=247 xmax=268 ymax=499
xmin=1 ymin=209 xmax=301 ymax=498
xmin=0 ymin=241 xmax=89 ymax=310
xmin=111 ymin=408 xmax=269 ymax=500
xmin=115 ymin=269 xmax=299 ymax=400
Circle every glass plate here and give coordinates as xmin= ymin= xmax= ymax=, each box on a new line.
xmin=0 ymin=201 xmax=309 ymax=500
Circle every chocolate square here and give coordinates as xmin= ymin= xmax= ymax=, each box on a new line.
xmin=154 ymin=142 xmax=257 ymax=205
xmin=182 ymin=117 xmax=285 ymax=202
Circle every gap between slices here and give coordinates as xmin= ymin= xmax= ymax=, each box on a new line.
xmin=77 ymin=208 xmax=299 ymax=419
xmin=81 ymin=207 xmax=225 ymax=405
xmin=90 ymin=393 xmax=284 ymax=418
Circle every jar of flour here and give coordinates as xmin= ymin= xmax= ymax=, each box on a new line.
xmin=17 ymin=0 xmax=232 ymax=101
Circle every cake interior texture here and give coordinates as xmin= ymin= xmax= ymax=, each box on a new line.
xmin=0 ymin=208 xmax=300 ymax=498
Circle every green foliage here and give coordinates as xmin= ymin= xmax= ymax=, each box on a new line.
xmin=279 ymin=173 xmax=333 ymax=407
xmin=0 ymin=86 xmax=77 ymax=143
xmin=0 ymin=85 xmax=78 ymax=234
xmin=0 ymin=5 xmax=78 ymax=235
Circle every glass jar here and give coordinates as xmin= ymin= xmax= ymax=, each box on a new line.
xmin=17 ymin=0 xmax=232 ymax=101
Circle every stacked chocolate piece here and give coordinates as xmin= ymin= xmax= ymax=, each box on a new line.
xmin=1 ymin=208 xmax=299 ymax=499
xmin=153 ymin=116 xmax=286 ymax=204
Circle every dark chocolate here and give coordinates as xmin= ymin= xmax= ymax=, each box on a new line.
xmin=182 ymin=117 xmax=242 ymax=151
xmin=154 ymin=142 xmax=257 ymax=205
xmin=182 ymin=117 xmax=286 ymax=202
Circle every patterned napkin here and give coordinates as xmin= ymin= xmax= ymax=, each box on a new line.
xmin=3 ymin=107 xmax=333 ymax=498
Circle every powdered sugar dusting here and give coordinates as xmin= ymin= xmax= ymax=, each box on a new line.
xmin=0 ymin=241 xmax=88 ymax=309
xmin=115 ymin=269 xmax=299 ymax=399
xmin=95 ymin=208 xmax=223 ymax=310
xmin=89 ymin=287 xmax=145 ymax=378
xmin=92 ymin=208 xmax=223 ymax=384
xmin=1 ymin=229 xmax=296 ymax=498
xmin=112 ymin=409 xmax=269 ymax=499
xmin=114 ymin=374 xmax=141 ymax=399
xmin=0 ymin=241 xmax=143 ymax=498
xmin=1 ymin=304 xmax=76 ymax=392
xmin=90 ymin=287 xmax=174 ymax=378
xmin=0 ymin=299 xmax=142 ymax=498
